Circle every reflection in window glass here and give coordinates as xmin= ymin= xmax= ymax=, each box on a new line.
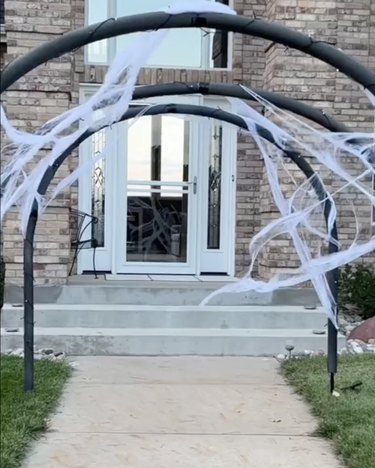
xmin=126 ymin=189 xmax=188 ymax=263
xmin=86 ymin=0 xmax=108 ymax=63
xmin=117 ymin=31 xmax=203 ymax=69
xmin=86 ymin=0 xmax=229 ymax=68
xmin=127 ymin=116 xmax=152 ymax=181
xmin=127 ymin=115 xmax=190 ymax=185
xmin=161 ymin=117 xmax=189 ymax=182
xmin=117 ymin=0 xmax=203 ymax=68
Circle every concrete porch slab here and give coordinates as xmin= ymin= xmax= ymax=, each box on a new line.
xmin=105 ymin=274 xmax=151 ymax=281
xmin=148 ymin=275 xmax=200 ymax=281
xmin=5 ymin=281 xmax=319 ymax=306
xmin=197 ymin=275 xmax=237 ymax=282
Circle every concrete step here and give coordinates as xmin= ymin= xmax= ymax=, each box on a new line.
xmin=0 ymin=327 xmax=346 ymax=357
xmin=1 ymin=304 xmax=328 ymax=330
xmin=5 ymin=282 xmax=319 ymax=306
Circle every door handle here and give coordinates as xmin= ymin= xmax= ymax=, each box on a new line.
xmin=193 ymin=176 xmax=197 ymax=195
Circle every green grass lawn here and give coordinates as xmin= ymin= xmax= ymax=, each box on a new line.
xmin=282 ymin=354 xmax=375 ymax=468
xmin=0 ymin=355 xmax=71 ymax=468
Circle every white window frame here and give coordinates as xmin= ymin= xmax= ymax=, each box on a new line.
xmin=84 ymin=0 xmax=233 ymax=70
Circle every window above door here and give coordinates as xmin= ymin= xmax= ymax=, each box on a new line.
xmin=85 ymin=0 xmax=231 ymax=69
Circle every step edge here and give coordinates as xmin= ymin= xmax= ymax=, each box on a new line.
xmin=1 ymin=304 xmax=325 ymax=313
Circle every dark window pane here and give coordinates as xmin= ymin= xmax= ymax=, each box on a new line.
xmin=207 ymin=125 xmax=222 ymax=249
xmin=91 ymin=130 xmax=106 ymax=247
xmin=0 ymin=0 xmax=4 ymax=25
xmin=127 ymin=191 xmax=188 ymax=263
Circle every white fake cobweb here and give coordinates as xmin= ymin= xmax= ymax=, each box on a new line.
xmin=1 ymin=0 xmax=374 ymax=328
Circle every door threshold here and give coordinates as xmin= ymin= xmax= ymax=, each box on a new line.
xmin=105 ymin=274 xmax=237 ymax=282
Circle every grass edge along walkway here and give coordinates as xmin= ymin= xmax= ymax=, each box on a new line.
xmin=282 ymin=354 xmax=375 ymax=468
xmin=0 ymin=355 xmax=71 ymax=468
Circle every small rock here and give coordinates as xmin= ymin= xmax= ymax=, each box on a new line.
xmin=348 ymin=317 xmax=375 ymax=343
xmin=45 ymin=354 xmax=56 ymax=360
xmin=347 ymin=340 xmax=364 ymax=354
xmin=13 ymin=348 xmax=24 ymax=357
xmin=368 ymin=338 xmax=375 ymax=345
xmin=312 ymin=329 xmax=326 ymax=335
xmin=41 ymin=348 xmax=54 ymax=355
xmin=54 ymin=352 xmax=66 ymax=360
xmin=304 ymin=350 xmax=313 ymax=357
xmin=276 ymin=353 xmax=286 ymax=361
xmin=353 ymin=339 xmax=367 ymax=350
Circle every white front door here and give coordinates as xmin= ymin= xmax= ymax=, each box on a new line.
xmin=114 ymin=109 xmax=199 ymax=274
xmin=78 ymin=89 xmax=236 ymax=276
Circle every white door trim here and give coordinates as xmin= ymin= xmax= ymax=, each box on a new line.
xmin=78 ymin=85 xmax=237 ymax=276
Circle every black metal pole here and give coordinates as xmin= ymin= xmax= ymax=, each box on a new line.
xmin=23 ymin=203 xmax=38 ymax=392
xmin=288 ymin=154 xmax=340 ymax=392
xmin=323 ymin=192 xmax=339 ymax=393
xmin=327 ymin=246 xmax=339 ymax=393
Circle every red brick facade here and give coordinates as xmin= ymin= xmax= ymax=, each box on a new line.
xmin=1 ymin=0 xmax=374 ymax=284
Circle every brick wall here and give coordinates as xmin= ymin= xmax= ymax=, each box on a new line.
xmin=258 ymin=0 xmax=375 ymax=279
xmin=2 ymin=0 xmax=73 ymax=285
xmin=1 ymin=0 xmax=374 ymax=285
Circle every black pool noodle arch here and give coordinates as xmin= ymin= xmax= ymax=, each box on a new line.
xmin=1 ymin=12 xmax=375 ymax=94
xmin=132 ymin=82 xmax=351 ymax=133
xmin=2 ymin=10 xmax=372 ymax=391
xmin=21 ymin=102 xmax=339 ymax=392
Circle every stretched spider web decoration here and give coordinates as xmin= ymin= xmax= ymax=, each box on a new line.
xmin=1 ymin=1 xmax=374 ymax=329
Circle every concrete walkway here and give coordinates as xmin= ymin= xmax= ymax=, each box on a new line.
xmin=23 ymin=357 xmax=343 ymax=468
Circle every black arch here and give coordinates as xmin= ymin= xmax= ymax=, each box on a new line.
xmin=132 ymin=83 xmax=349 ymax=133
xmin=22 ymin=103 xmax=339 ymax=392
xmin=1 ymin=12 xmax=375 ymax=94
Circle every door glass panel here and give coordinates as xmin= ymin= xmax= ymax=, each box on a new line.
xmin=127 ymin=116 xmax=189 ymax=182
xmin=91 ymin=129 xmax=106 ymax=247
xmin=127 ymin=188 xmax=188 ymax=263
xmin=126 ymin=115 xmax=191 ymax=263
xmin=127 ymin=116 xmax=152 ymax=180
xmin=161 ymin=117 xmax=189 ymax=182
xmin=207 ymin=124 xmax=222 ymax=249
